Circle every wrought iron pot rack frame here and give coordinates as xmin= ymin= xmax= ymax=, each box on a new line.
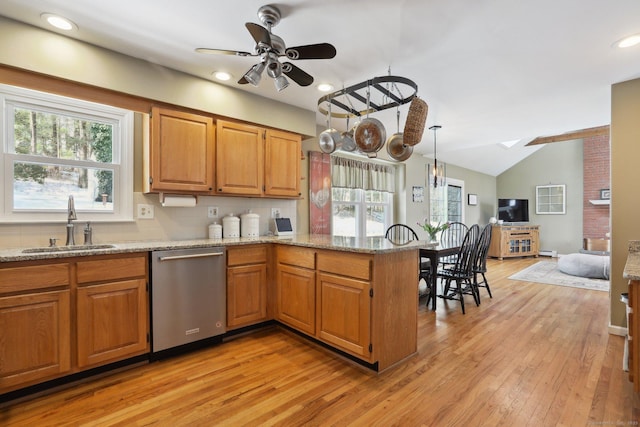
xmin=317 ymin=75 xmax=418 ymax=119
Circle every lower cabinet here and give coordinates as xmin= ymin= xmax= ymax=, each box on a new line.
xmin=0 ymin=289 xmax=71 ymax=391
xmin=317 ymin=272 xmax=370 ymax=358
xmin=76 ymin=279 xmax=148 ymax=368
xmin=277 ymin=263 xmax=316 ymax=335
xmin=226 ymin=245 xmax=269 ymax=329
xmin=0 ymin=253 xmax=149 ymax=395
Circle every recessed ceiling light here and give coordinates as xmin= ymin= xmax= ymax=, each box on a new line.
xmin=213 ymin=71 xmax=232 ymax=81
xmin=41 ymin=13 xmax=77 ymax=31
xmin=317 ymin=83 xmax=334 ymax=92
xmin=615 ymin=34 xmax=640 ymax=48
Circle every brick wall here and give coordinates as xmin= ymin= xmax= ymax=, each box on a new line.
xmin=583 ymin=133 xmax=610 ymax=239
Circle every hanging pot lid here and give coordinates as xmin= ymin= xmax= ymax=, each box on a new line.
xmin=318 ymin=101 xmax=341 ymax=154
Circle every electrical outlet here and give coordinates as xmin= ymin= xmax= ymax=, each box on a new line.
xmin=208 ymin=206 xmax=219 ymax=218
xmin=137 ymin=204 xmax=154 ymax=219
xmin=271 ymin=208 xmax=281 ymax=218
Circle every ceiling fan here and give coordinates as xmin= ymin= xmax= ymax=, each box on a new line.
xmin=195 ymin=4 xmax=336 ymax=91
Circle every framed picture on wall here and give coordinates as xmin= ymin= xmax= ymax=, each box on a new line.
xmin=600 ymin=189 xmax=610 ymax=200
xmin=412 ymin=186 xmax=424 ymax=203
xmin=468 ymin=194 xmax=478 ymax=206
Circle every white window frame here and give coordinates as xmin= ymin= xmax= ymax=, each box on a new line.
xmin=429 ymin=177 xmax=465 ymax=224
xmin=332 ymin=188 xmax=393 ymax=237
xmin=0 ymin=84 xmax=134 ymax=223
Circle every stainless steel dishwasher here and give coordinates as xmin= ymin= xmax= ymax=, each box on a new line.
xmin=151 ymin=246 xmax=226 ymax=353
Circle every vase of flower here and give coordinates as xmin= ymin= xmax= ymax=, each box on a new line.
xmin=417 ymin=220 xmax=449 ymax=244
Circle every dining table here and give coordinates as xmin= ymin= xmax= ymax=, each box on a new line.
xmin=420 ymin=241 xmax=461 ymax=310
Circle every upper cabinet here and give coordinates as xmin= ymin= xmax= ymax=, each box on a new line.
xmin=145 ymin=107 xmax=215 ymax=194
xmin=217 ymin=120 xmax=301 ymax=198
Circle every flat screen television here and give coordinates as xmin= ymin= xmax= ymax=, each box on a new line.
xmin=498 ymin=198 xmax=529 ymax=223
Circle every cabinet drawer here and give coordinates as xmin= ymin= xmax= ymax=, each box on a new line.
xmin=77 ymin=255 xmax=147 ymax=284
xmin=227 ymin=245 xmax=268 ymax=266
xmin=0 ymin=263 xmax=70 ymax=294
xmin=317 ymin=251 xmax=371 ymax=281
xmin=277 ymin=245 xmax=315 ymax=270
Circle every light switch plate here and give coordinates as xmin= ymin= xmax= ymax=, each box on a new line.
xmin=208 ymin=206 xmax=219 ymax=218
xmin=137 ymin=204 xmax=154 ymax=219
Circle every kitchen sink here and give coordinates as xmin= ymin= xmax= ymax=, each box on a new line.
xmin=22 ymin=244 xmax=117 ymax=253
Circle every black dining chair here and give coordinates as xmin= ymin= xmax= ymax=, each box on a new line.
xmin=385 ymin=224 xmax=432 ymax=299
xmin=439 ymin=222 xmax=469 ymax=267
xmin=437 ymin=224 xmax=481 ymax=314
xmin=473 ymin=223 xmax=493 ymax=301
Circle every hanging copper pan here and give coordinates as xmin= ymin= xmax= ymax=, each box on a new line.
xmin=354 ymin=85 xmax=385 ymax=157
xmin=386 ymin=108 xmax=413 ymax=161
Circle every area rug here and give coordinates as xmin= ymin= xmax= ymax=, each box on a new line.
xmin=509 ymin=261 xmax=609 ymax=292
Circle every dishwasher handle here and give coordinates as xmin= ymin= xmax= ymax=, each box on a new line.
xmin=158 ymin=252 xmax=224 ymax=262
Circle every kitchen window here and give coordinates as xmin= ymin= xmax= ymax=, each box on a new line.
xmin=330 ymin=156 xmax=395 ymax=237
xmin=0 ymin=84 xmax=134 ymax=222
xmin=332 ymin=188 xmax=392 ymax=237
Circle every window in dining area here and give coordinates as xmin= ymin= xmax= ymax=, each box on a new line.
xmin=429 ymin=178 xmax=464 ymax=224
xmin=331 ymin=156 xmax=395 ymax=237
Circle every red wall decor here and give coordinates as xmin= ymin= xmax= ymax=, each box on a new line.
xmin=309 ymin=152 xmax=331 ymax=234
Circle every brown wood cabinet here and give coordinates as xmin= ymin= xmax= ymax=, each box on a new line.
xmin=226 ymin=245 xmax=269 ymax=329
xmin=145 ymin=106 xmax=215 ymax=194
xmin=217 ymin=120 xmax=301 ymax=198
xmin=316 ymin=251 xmax=372 ymax=360
xmin=488 ymin=225 xmax=540 ymax=260
xmin=275 ymin=245 xmax=418 ymax=371
xmin=0 ymin=253 xmax=149 ymax=394
xmin=276 ymin=246 xmax=316 ymax=335
xmin=76 ymin=255 xmax=149 ymax=368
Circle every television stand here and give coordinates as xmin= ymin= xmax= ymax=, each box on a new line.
xmin=488 ymin=224 xmax=540 ymax=260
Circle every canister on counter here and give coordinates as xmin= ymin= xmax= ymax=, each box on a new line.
xmin=222 ymin=213 xmax=240 ymax=238
xmin=208 ymin=222 xmax=222 ymax=239
xmin=240 ymin=210 xmax=260 ymax=237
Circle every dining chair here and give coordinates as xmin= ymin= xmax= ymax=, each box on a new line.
xmin=473 ymin=223 xmax=493 ymax=300
xmin=385 ymin=224 xmax=432 ymax=298
xmin=439 ymin=222 xmax=469 ymax=267
xmin=437 ymin=224 xmax=480 ymax=314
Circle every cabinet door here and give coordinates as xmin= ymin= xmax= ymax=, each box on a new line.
xmin=149 ymin=107 xmax=215 ymax=193
xmin=264 ymin=129 xmax=301 ymax=197
xmin=277 ymin=264 xmax=316 ymax=335
xmin=216 ymin=120 xmax=263 ymax=195
xmin=227 ymin=264 xmax=268 ymax=328
xmin=0 ymin=290 xmax=71 ymax=392
xmin=77 ymin=279 xmax=148 ymax=368
xmin=317 ymin=272 xmax=371 ymax=359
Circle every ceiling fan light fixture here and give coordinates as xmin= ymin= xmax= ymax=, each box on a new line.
xmin=244 ymin=62 xmax=265 ymax=86
xmin=274 ymin=75 xmax=289 ymax=92
xmin=266 ymin=56 xmax=282 ymax=78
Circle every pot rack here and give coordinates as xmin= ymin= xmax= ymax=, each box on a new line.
xmin=317 ymin=75 xmax=418 ymax=119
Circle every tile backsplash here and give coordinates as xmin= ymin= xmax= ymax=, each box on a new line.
xmin=0 ymin=193 xmax=297 ymax=249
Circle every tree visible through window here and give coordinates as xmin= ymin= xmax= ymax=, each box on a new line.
xmin=1 ymin=84 xmax=134 ymax=222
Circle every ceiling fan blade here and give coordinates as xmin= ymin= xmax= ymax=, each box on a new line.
xmin=245 ymin=22 xmax=271 ymax=46
xmin=282 ymin=62 xmax=314 ymax=86
xmin=195 ymin=47 xmax=254 ymax=57
xmin=285 ymin=43 xmax=337 ymax=60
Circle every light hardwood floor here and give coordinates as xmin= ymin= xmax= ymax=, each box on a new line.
xmin=1 ymin=257 xmax=638 ymax=426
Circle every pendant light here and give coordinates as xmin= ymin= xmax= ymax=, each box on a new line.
xmin=428 ymin=125 xmax=446 ymax=188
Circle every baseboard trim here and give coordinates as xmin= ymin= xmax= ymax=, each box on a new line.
xmin=609 ymin=324 xmax=627 ymax=336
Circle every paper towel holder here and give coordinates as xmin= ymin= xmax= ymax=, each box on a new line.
xmin=159 ymin=192 xmax=198 ymax=207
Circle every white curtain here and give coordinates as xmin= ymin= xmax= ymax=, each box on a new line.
xmin=331 ymin=156 xmax=395 ymax=193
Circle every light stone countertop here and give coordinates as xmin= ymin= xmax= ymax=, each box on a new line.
xmin=623 ymin=240 xmax=640 ymax=280
xmin=0 ymin=234 xmax=428 ymax=263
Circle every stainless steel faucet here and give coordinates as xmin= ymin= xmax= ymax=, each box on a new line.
xmin=65 ymin=195 xmax=77 ymax=246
